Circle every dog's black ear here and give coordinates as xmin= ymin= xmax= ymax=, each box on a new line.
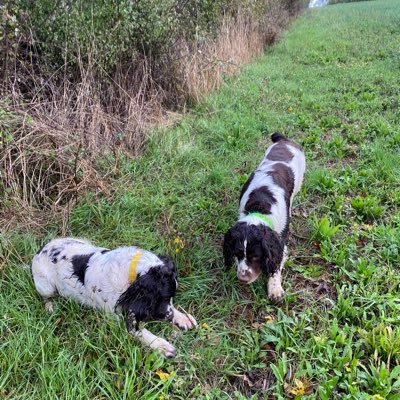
xmin=116 ymin=263 xmax=177 ymax=331
xmin=116 ymin=273 xmax=158 ymax=330
xmin=260 ymin=227 xmax=284 ymax=274
xmin=223 ymin=228 xmax=236 ymax=269
xmin=157 ymin=254 xmax=177 ymax=279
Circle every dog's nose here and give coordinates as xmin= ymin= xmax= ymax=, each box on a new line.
xmin=238 ymin=269 xmax=252 ymax=282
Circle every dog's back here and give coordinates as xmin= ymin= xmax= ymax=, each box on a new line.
xmin=261 ymin=132 xmax=305 ymax=196
xmin=239 ymin=133 xmax=305 ymax=224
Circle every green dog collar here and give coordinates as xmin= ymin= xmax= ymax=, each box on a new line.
xmin=246 ymin=212 xmax=274 ymax=229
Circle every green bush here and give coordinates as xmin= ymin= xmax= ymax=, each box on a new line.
xmin=2 ymin=0 xmax=303 ymax=75
xmin=13 ymin=0 xmax=180 ymax=70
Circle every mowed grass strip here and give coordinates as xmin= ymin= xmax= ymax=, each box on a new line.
xmin=1 ymin=1 xmax=400 ymax=398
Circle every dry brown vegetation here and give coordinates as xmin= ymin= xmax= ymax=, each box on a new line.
xmin=175 ymin=8 xmax=287 ymax=102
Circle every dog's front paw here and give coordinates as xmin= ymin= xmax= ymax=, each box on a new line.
xmin=173 ymin=310 xmax=198 ymax=331
xmin=44 ymin=299 xmax=54 ymax=313
xmin=150 ymin=337 xmax=177 ymax=358
xmin=268 ymin=285 xmax=285 ymax=303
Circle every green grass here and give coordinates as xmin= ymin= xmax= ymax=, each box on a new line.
xmin=1 ymin=0 xmax=400 ymax=398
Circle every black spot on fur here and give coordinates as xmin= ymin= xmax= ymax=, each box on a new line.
xmin=244 ymin=186 xmax=276 ymax=215
xmin=267 ymin=163 xmax=295 ymax=242
xmin=268 ymin=163 xmax=294 ymax=206
xmin=116 ymin=258 xmax=177 ymax=331
xmin=266 ymin=142 xmax=294 ymax=162
xmin=101 ymin=249 xmax=110 ymax=254
xmin=239 ymin=172 xmax=255 ymax=202
xmin=49 ymin=248 xmax=61 ymax=264
xmin=71 ymin=253 xmax=94 ymax=284
xmin=156 ymin=254 xmax=176 ymax=274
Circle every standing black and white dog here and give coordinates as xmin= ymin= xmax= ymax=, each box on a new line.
xmin=32 ymin=238 xmax=197 ymax=357
xmin=223 ymin=133 xmax=305 ymax=302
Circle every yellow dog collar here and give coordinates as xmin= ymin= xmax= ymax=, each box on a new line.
xmin=129 ymin=252 xmax=143 ymax=282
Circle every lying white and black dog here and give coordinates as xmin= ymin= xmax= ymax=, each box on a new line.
xmin=223 ymin=132 xmax=305 ymax=302
xmin=32 ymin=238 xmax=197 ymax=357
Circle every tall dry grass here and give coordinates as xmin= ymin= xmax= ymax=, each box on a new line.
xmin=177 ymin=8 xmax=288 ymax=102
xmin=1 ymin=59 xmax=164 ymax=232
xmin=0 ymin=3 xmax=301 ymax=232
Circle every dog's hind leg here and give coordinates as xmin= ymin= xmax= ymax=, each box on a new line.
xmin=32 ymin=254 xmax=58 ymax=313
xmin=43 ymin=298 xmax=55 ymax=313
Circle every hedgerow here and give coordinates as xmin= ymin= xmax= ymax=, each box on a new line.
xmin=0 ymin=0 xmax=304 ymax=229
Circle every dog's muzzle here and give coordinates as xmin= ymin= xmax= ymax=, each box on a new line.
xmin=237 ymin=262 xmax=261 ymax=284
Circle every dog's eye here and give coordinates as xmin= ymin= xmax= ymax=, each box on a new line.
xmin=235 ymin=251 xmax=244 ymax=259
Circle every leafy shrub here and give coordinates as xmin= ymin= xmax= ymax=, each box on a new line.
xmin=14 ymin=0 xmax=179 ymax=71
xmin=311 ymin=216 xmax=341 ymax=241
xmin=307 ymin=169 xmax=335 ymax=193
xmin=351 ymin=195 xmax=386 ymax=220
xmin=6 ymin=0 xmax=303 ymax=75
xmin=361 ymin=324 xmax=400 ymax=366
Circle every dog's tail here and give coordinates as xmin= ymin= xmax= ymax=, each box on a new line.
xmin=271 ymin=132 xmax=287 ymax=143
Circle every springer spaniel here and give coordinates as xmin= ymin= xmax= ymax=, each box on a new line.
xmin=32 ymin=238 xmax=197 ymax=357
xmin=223 ymin=132 xmax=305 ymax=302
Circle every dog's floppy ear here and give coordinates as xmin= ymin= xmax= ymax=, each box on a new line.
xmin=116 ymin=260 xmax=177 ymax=331
xmin=223 ymin=227 xmax=236 ymax=269
xmin=116 ymin=272 xmax=158 ymax=330
xmin=260 ymin=227 xmax=284 ymax=274
xmin=157 ymin=254 xmax=177 ymax=280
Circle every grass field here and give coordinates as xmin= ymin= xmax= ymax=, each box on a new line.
xmin=1 ymin=1 xmax=400 ymax=398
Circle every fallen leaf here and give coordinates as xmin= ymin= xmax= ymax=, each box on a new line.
xmin=362 ymin=224 xmax=373 ymax=231
xmin=265 ymin=315 xmax=275 ymax=323
xmin=291 ymin=378 xmax=305 ymax=396
xmin=285 ymin=377 xmax=313 ymax=398
xmin=155 ymin=369 xmax=172 ymax=381
xmin=206 ymin=331 xmax=221 ymax=345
